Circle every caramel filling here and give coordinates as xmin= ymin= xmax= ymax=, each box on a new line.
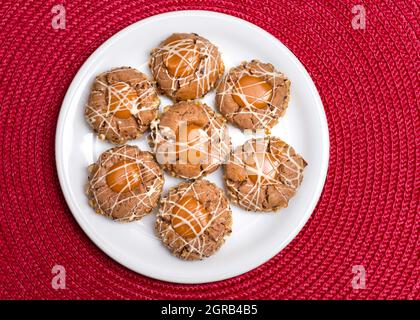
xmin=164 ymin=42 xmax=200 ymax=77
xmin=108 ymin=82 xmax=138 ymax=119
xmin=232 ymin=75 xmax=273 ymax=109
xmin=176 ymin=123 xmax=207 ymax=163
xmin=245 ymin=153 xmax=279 ymax=184
xmin=106 ymin=161 xmax=141 ymax=193
xmin=171 ymin=196 xmax=210 ymax=238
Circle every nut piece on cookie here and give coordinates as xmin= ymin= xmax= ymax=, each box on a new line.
xmin=86 ymin=145 xmax=164 ymax=222
xmin=216 ymin=60 xmax=290 ymax=130
xmin=156 ymin=179 xmax=232 ymax=260
xmin=224 ymin=137 xmax=307 ymax=212
xmin=148 ymin=100 xmax=231 ymax=179
xmin=85 ymin=67 xmax=160 ymax=144
xmin=150 ymin=33 xmax=224 ymax=101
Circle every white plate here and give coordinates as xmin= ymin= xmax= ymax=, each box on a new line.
xmin=56 ymin=10 xmax=329 ymax=284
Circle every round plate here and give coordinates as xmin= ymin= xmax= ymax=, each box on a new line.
xmin=56 ymin=10 xmax=329 ymax=284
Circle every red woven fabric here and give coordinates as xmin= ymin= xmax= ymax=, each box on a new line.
xmin=0 ymin=0 xmax=418 ymax=300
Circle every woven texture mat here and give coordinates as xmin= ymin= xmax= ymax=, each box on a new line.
xmin=0 ymin=0 xmax=418 ymax=299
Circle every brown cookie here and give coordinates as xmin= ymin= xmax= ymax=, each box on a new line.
xmin=85 ymin=67 xmax=160 ymax=144
xmin=216 ymin=60 xmax=291 ymax=130
xmin=224 ymin=137 xmax=307 ymax=212
xmin=86 ymin=145 xmax=164 ymax=222
xmin=156 ymin=179 xmax=232 ymax=260
xmin=150 ymin=33 xmax=224 ymax=101
xmin=148 ymin=101 xmax=231 ymax=179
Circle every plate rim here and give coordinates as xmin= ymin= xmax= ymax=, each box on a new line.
xmin=55 ymin=10 xmax=330 ymax=284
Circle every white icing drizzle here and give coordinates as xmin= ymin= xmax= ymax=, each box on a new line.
xmin=88 ymin=145 xmax=164 ymax=222
xmin=85 ymin=68 xmax=159 ymax=142
xmin=226 ymin=138 xmax=306 ymax=211
xmin=149 ymin=103 xmax=231 ymax=179
xmin=156 ymin=180 xmax=231 ymax=260
xmin=216 ymin=61 xmax=290 ymax=129
xmin=150 ymin=35 xmax=222 ymax=99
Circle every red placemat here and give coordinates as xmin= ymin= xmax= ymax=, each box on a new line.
xmin=0 ymin=0 xmax=418 ymax=299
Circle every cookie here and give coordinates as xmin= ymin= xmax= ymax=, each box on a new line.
xmin=216 ymin=60 xmax=291 ymax=130
xmin=156 ymin=179 xmax=232 ymax=260
xmin=149 ymin=100 xmax=231 ymax=179
xmin=85 ymin=67 xmax=160 ymax=144
xmin=150 ymin=33 xmax=224 ymax=101
xmin=86 ymin=145 xmax=164 ymax=222
xmin=224 ymin=137 xmax=307 ymax=212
